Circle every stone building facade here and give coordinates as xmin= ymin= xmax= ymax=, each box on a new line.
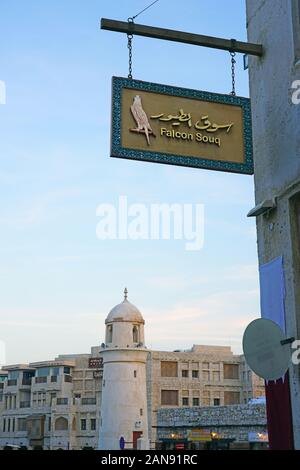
xmin=0 ymin=292 xmax=265 ymax=450
xmin=0 ymin=344 xmax=264 ymax=449
xmin=147 ymin=345 xmax=265 ymax=443
xmin=0 ymin=352 xmax=102 ymax=450
xmin=156 ymin=403 xmax=267 ymax=448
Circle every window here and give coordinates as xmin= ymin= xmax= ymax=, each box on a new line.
xmin=57 ymin=398 xmax=68 ymax=405
xmin=48 ymin=417 xmax=51 ymax=432
xmin=23 ymin=370 xmax=34 ymax=379
xmin=161 ymin=390 xmax=179 ymax=406
xmin=8 ymin=370 xmax=19 ymax=380
xmin=192 ymin=370 xmax=199 ymax=378
xmin=3 ymin=418 xmax=6 ymax=432
xmin=106 ymin=324 xmax=113 ymax=343
xmin=51 ymin=367 xmax=60 ymax=376
xmin=82 ymin=397 xmax=96 ymax=405
xmin=224 ymin=364 xmax=239 ymax=380
xmin=193 ymin=398 xmax=199 ymax=406
xmin=36 ymin=367 xmax=50 ymax=377
xmin=55 ymin=417 xmax=68 ymax=431
xmin=50 ymin=392 xmax=56 ymax=404
xmin=81 ymin=419 xmax=87 ymax=431
xmin=12 ymin=418 xmax=15 ymax=432
xmin=202 ymin=371 xmax=209 ymax=381
xmin=133 ymin=326 xmax=139 ymax=343
xmin=134 ymin=370 xmax=137 ymax=378
xmin=35 ymin=376 xmax=47 ymax=384
xmin=18 ymin=418 xmax=26 ymax=432
xmin=182 ymin=397 xmax=189 ymax=406
xmin=63 ymin=367 xmax=71 ymax=375
xmin=22 ymin=370 xmax=34 ymax=384
xmin=213 ymin=371 xmax=220 ymax=382
xmin=182 ymin=370 xmax=188 ymax=378
xmin=8 ymin=418 xmax=10 ymax=432
xmin=214 ymin=398 xmax=220 ymax=406
xmin=91 ymin=419 xmax=96 ymax=431
xmin=224 ymin=391 xmax=240 ymax=405
xmin=140 ymin=408 xmax=143 ymax=416
xmin=160 ymin=361 xmax=178 ymax=378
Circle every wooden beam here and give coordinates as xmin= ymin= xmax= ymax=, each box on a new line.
xmin=101 ymin=18 xmax=263 ymax=57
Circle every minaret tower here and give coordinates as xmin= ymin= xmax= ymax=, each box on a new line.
xmin=98 ymin=289 xmax=149 ymax=450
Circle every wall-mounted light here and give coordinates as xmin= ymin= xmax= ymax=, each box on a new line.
xmin=247 ymin=198 xmax=277 ymax=217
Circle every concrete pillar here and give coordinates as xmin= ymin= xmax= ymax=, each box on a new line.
xmin=246 ymin=0 xmax=300 ymax=449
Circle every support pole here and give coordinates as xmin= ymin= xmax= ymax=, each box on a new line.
xmin=101 ymin=18 xmax=263 ymax=57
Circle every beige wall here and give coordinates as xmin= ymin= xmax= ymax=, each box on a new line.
xmin=147 ymin=346 xmax=264 ymax=443
xmin=0 ymin=344 xmax=264 ymax=449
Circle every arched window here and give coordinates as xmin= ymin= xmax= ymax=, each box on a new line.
xmin=107 ymin=324 xmax=113 ymax=343
xmin=133 ymin=326 xmax=139 ymax=343
xmin=55 ymin=417 xmax=68 ymax=431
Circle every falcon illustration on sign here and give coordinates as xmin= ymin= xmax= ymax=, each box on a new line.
xmin=130 ymin=95 xmax=155 ymax=145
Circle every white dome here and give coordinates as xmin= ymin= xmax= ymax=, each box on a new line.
xmin=105 ymin=296 xmax=144 ymax=324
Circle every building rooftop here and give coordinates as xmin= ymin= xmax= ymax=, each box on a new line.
xmin=29 ymin=360 xmax=76 ymax=368
xmin=2 ymin=364 xmax=35 ymax=371
xmin=105 ymin=289 xmax=145 ymax=324
xmin=191 ymin=345 xmax=233 ymax=354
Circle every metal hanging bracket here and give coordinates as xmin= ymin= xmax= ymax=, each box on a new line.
xmin=101 ymin=18 xmax=263 ymax=57
xmin=280 ymin=337 xmax=295 ymax=346
xmin=127 ymin=17 xmax=134 ymax=79
xmin=229 ymin=40 xmax=237 ymax=96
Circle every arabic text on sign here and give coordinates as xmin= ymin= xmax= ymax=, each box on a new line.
xmin=151 ymin=110 xmax=234 ymax=133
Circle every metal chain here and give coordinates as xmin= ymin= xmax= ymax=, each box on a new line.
xmin=230 ymin=51 xmax=236 ymax=96
xmin=127 ymin=18 xmax=134 ymax=79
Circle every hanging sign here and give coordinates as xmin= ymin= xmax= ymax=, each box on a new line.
xmin=88 ymin=357 xmax=103 ymax=369
xmin=110 ymin=77 xmax=253 ymax=174
xmin=188 ymin=429 xmax=212 ymax=442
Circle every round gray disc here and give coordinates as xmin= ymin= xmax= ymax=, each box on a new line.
xmin=242 ymin=318 xmax=290 ymax=381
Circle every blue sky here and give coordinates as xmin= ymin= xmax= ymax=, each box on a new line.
xmin=0 ymin=0 xmax=260 ymax=364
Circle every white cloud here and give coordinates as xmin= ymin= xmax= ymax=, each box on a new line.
xmin=145 ymin=289 xmax=260 ymax=354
